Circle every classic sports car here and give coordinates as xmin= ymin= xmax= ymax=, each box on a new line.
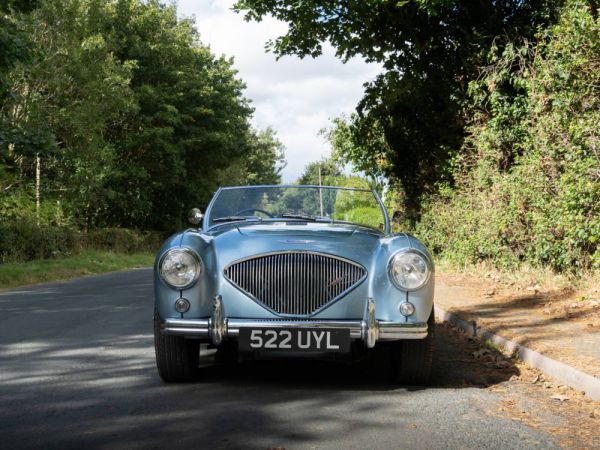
xmin=154 ymin=185 xmax=434 ymax=383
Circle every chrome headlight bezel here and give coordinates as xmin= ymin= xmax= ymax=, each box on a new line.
xmin=388 ymin=249 xmax=432 ymax=292
xmin=159 ymin=247 xmax=202 ymax=290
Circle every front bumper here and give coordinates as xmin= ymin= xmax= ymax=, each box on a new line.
xmin=160 ymin=296 xmax=428 ymax=348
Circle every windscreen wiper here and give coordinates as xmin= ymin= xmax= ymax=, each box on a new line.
xmin=280 ymin=213 xmax=332 ymax=223
xmin=212 ymin=216 xmax=261 ymax=223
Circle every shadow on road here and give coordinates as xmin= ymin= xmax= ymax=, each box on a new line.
xmin=199 ymin=322 xmax=519 ymax=391
xmin=430 ymin=321 xmax=519 ymax=387
xmin=0 ymin=321 xmax=521 ymax=449
xmin=0 ymin=269 xmax=547 ymax=450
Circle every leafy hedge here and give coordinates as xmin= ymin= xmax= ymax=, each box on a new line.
xmin=414 ymin=1 xmax=599 ymax=274
xmin=0 ymin=223 xmax=161 ymax=264
xmin=80 ymin=228 xmax=162 ymax=254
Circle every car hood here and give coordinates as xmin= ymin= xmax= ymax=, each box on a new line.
xmin=204 ymin=222 xmax=384 ymax=268
xmin=160 ymin=224 xmax=430 ymax=322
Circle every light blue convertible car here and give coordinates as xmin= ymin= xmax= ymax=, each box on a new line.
xmin=154 ymin=185 xmax=435 ymax=383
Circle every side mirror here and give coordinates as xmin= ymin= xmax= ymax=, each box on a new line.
xmin=188 ymin=208 xmax=204 ymax=225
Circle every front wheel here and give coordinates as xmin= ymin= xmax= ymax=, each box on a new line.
xmin=154 ymin=309 xmax=200 ymax=382
xmin=390 ymin=309 xmax=435 ymax=384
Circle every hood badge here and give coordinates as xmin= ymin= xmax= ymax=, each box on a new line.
xmin=329 ymin=276 xmax=349 ymax=288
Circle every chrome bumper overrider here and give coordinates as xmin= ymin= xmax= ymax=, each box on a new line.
xmin=161 ymin=296 xmax=428 ymax=348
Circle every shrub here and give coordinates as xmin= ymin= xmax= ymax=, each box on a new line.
xmin=413 ymin=1 xmax=599 ymax=274
xmin=83 ymin=228 xmax=161 ymax=254
xmin=0 ymin=222 xmax=161 ymax=264
xmin=0 ymin=223 xmax=78 ymax=263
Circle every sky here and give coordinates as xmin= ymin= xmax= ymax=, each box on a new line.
xmin=176 ymin=0 xmax=381 ymax=182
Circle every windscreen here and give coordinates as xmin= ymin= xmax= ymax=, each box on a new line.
xmin=207 ymin=186 xmax=387 ymax=231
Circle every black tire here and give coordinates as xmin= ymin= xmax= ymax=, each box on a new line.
xmin=214 ymin=340 xmax=238 ymax=366
xmin=154 ymin=309 xmax=200 ymax=382
xmin=390 ymin=309 xmax=435 ymax=384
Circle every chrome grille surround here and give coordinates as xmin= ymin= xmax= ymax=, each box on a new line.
xmin=224 ymin=251 xmax=367 ymax=316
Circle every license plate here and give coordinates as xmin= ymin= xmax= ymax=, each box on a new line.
xmin=238 ymin=328 xmax=350 ymax=353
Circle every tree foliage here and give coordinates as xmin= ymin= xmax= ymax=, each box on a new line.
xmin=416 ymin=1 xmax=599 ymax=273
xmin=234 ymin=127 xmax=286 ymax=186
xmin=236 ymin=0 xmax=561 ymax=220
xmin=0 ymin=0 xmax=285 ymax=233
xmin=297 ymin=157 xmax=342 ymax=186
xmin=0 ymin=1 xmax=37 ymax=99
xmin=320 ymin=1 xmax=598 ymax=272
xmin=242 ymin=0 xmax=598 ymax=272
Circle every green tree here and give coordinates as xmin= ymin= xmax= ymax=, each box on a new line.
xmin=0 ymin=1 xmax=37 ymax=99
xmin=87 ymin=0 xmax=252 ymax=230
xmin=298 ymin=158 xmax=341 ymax=186
xmin=322 ymin=114 xmax=390 ymax=181
xmin=1 ymin=0 xmax=286 ymax=234
xmin=235 ymin=0 xmax=561 ymax=221
xmin=232 ymin=127 xmax=286 ymax=185
xmin=0 ymin=0 xmax=134 ymax=226
xmin=415 ymin=0 xmax=599 ymax=272
xmin=214 ymin=127 xmax=286 ymax=194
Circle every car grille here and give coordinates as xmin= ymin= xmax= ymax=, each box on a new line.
xmin=224 ymin=252 xmax=366 ymax=316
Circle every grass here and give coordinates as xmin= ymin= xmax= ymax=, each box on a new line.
xmin=0 ymin=250 xmax=154 ymax=289
xmin=483 ymin=339 xmax=500 ymax=351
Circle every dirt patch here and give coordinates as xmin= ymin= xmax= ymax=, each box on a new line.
xmin=438 ymin=270 xmax=600 ymax=325
xmin=436 ymin=270 xmax=600 ymax=377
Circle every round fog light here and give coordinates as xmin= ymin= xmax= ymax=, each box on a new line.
xmin=399 ymin=301 xmax=415 ymax=317
xmin=174 ymin=298 xmax=190 ymax=313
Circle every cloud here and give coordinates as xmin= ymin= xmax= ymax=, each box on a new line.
xmin=177 ymin=0 xmax=380 ymax=182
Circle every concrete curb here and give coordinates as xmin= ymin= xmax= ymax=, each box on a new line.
xmin=435 ymin=305 xmax=600 ymax=402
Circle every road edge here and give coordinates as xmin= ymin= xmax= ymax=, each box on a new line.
xmin=434 ymin=305 xmax=600 ymax=402
xmin=0 ymin=266 xmax=153 ymax=293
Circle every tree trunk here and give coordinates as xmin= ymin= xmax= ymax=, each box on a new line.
xmin=36 ymin=153 xmax=41 ymax=226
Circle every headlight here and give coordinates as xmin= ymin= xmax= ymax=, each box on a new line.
xmin=159 ymin=248 xmax=201 ymax=289
xmin=388 ymin=250 xmax=431 ymax=291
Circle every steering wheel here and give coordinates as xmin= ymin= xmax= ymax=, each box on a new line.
xmin=234 ymin=208 xmax=274 ymax=218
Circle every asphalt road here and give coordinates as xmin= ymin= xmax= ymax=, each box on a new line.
xmin=0 ymin=269 xmax=562 ymax=449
